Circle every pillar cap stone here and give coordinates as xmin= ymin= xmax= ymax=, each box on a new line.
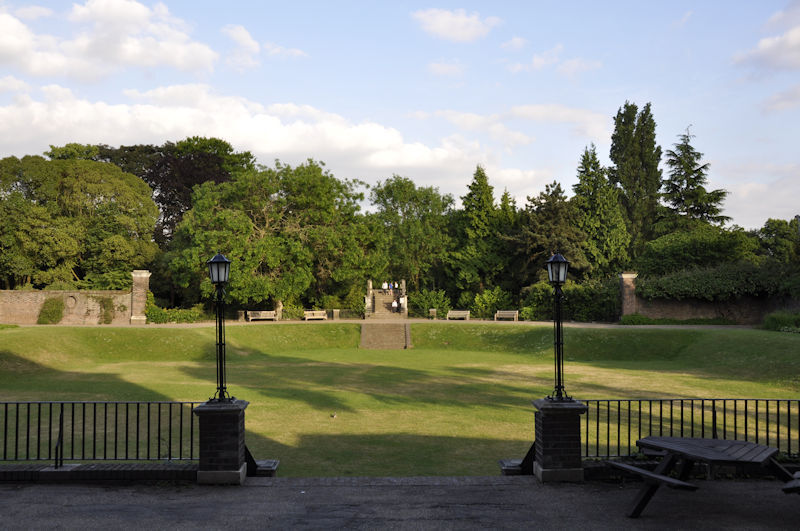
xmin=532 ymin=398 xmax=587 ymax=413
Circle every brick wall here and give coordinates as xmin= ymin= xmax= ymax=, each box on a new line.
xmin=0 ymin=270 xmax=151 ymax=325
xmin=620 ymin=272 xmax=800 ymax=324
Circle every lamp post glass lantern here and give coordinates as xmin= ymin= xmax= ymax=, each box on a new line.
xmin=207 ymin=252 xmax=232 ymax=402
xmin=546 ymin=253 xmax=571 ymax=401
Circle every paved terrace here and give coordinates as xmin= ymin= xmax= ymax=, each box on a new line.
xmin=1 ymin=475 xmax=797 ymax=529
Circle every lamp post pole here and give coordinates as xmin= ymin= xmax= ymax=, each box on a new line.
xmin=546 ymin=252 xmax=571 ymax=401
xmin=207 ymin=252 xmax=232 ymax=402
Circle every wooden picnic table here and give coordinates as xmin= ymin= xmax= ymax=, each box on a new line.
xmin=610 ymin=436 xmax=797 ymax=518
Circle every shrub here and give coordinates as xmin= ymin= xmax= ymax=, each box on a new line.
xmin=97 ymin=296 xmax=114 ymax=324
xmin=408 ymin=289 xmax=451 ymax=318
xmin=343 ymin=286 xmax=366 ymax=316
xmin=320 ymin=295 xmax=343 ymax=310
xmin=470 ymin=287 xmax=513 ymax=319
xmin=145 ymin=292 xmax=208 ymax=323
xmin=44 ymin=280 xmax=77 ymax=290
xmin=520 ymin=278 xmax=620 ymax=322
xmin=281 ymin=299 xmax=305 ymax=320
xmin=456 ymin=291 xmax=474 ymax=311
xmin=763 ymin=310 xmax=800 ymax=331
xmin=636 ymin=260 xmax=800 ymax=302
xmin=37 ymin=297 xmax=64 ymax=324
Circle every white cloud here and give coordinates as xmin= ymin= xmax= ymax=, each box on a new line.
xmin=434 ymin=110 xmax=533 ymax=148
xmin=412 ymin=8 xmax=500 ymax=42
xmin=676 ymin=10 xmax=693 ymax=27
xmin=717 ymin=161 xmax=800 ymax=229
xmin=0 ymin=1 xmax=217 ymax=80
xmin=222 ymin=24 xmax=260 ymax=71
xmin=428 ymin=61 xmax=463 ymax=76
xmin=764 ymin=83 xmax=800 ymax=111
xmin=736 ymin=25 xmax=800 ymax=71
xmin=0 ymin=75 xmax=30 ymax=93
xmin=766 ymin=0 xmax=800 ymax=31
xmin=508 ymin=44 xmax=562 ymax=72
xmin=14 ymin=6 xmax=53 ymax=20
xmin=557 ymin=57 xmax=602 ymax=77
xmin=511 ymin=104 xmax=608 ymax=141
xmin=263 ymin=42 xmax=307 ymax=57
xmin=501 ymin=36 xmax=527 ymax=50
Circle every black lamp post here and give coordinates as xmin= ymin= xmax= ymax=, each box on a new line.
xmin=207 ymin=252 xmax=232 ymax=402
xmin=546 ymin=252 xmax=571 ymax=401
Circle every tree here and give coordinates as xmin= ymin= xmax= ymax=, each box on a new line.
xmin=170 ymin=160 xmax=380 ymax=309
xmin=449 ymin=165 xmax=502 ymax=293
xmin=571 ymin=145 xmax=630 ymax=277
xmin=662 ymin=128 xmax=729 ymax=229
xmin=757 ymin=218 xmax=800 ymax=264
xmin=0 ymin=156 xmax=158 ymax=289
xmin=369 ymin=175 xmax=453 ymax=291
xmin=511 ymin=182 xmax=588 ymax=285
xmin=609 ymin=102 xmax=662 ymax=258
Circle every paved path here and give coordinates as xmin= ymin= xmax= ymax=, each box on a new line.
xmin=1 ymin=476 xmax=797 ymax=529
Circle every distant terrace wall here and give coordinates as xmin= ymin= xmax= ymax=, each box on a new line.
xmin=0 ymin=270 xmax=150 ymax=325
xmin=619 ymin=272 xmax=800 ymax=325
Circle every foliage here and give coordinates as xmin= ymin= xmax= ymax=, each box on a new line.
xmin=609 ymin=101 xmax=662 ymax=259
xmin=763 ymin=311 xmax=800 ymax=331
xmin=636 ymin=224 xmax=758 ymax=276
xmin=619 ymin=314 xmax=736 ymax=325
xmin=521 ymin=279 xmax=621 ymax=322
xmin=636 ymin=260 xmax=800 ymax=301
xmin=470 ymin=286 xmax=513 ymax=319
xmin=661 ymin=128 xmax=729 ymax=229
xmin=343 ymin=285 xmax=366 ymax=315
xmin=37 ymin=297 xmax=64 ymax=324
xmin=96 ymin=296 xmax=115 ymax=324
xmin=169 ymin=159 xmax=380 ymax=310
xmin=82 ymin=271 xmax=133 ymax=290
xmin=145 ymin=292 xmax=208 ymax=324
xmin=571 ymin=144 xmax=630 ymax=277
xmin=511 ymin=182 xmax=589 ymax=284
xmin=757 ymin=218 xmax=800 ymax=264
xmin=408 ymin=289 xmax=451 ymax=318
xmin=281 ymin=298 xmax=305 ymax=320
xmin=369 ymin=175 xmax=453 ymax=291
xmin=0 ymin=156 xmax=158 ymax=290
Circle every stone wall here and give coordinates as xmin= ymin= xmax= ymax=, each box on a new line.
xmin=0 ymin=270 xmax=150 ymax=325
xmin=619 ymin=272 xmax=800 ymax=325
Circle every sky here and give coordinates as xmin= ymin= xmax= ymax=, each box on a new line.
xmin=1 ymin=1 xmax=799 ymax=230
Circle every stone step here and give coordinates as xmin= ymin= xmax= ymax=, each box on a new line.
xmin=360 ymin=323 xmax=409 ymax=349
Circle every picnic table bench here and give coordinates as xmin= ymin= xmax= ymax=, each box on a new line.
xmin=494 ymin=310 xmax=518 ymax=321
xmin=303 ymin=310 xmax=328 ymax=320
xmin=246 ymin=310 xmax=277 ymax=321
xmin=446 ymin=310 xmax=470 ymax=320
xmin=608 ymin=436 xmax=798 ymax=518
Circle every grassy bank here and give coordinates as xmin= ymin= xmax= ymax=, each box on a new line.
xmin=1 ymin=323 xmax=798 ymax=476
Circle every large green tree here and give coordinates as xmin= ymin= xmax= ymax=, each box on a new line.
xmin=369 ymin=175 xmax=453 ymax=291
xmin=571 ymin=145 xmax=630 ymax=277
xmin=0 ymin=156 xmax=158 ymax=289
xmin=449 ymin=165 xmax=503 ymax=293
xmin=609 ymin=101 xmax=662 ymax=258
xmin=511 ymin=181 xmax=588 ymax=285
xmin=170 ymin=160 xmax=380 ymax=309
xmin=661 ymin=128 xmax=729 ymax=230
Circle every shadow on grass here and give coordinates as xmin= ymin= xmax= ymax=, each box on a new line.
xmin=0 ymin=350 xmax=173 ymax=401
xmin=243 ymin=430 xmax=532 ymax=477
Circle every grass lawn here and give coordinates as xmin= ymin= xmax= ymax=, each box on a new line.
xmin=1 ymin=322 xmax=799 ymax=476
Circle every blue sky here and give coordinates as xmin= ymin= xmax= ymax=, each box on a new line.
xmin=1 ymin=1 xmax=799 ymax=229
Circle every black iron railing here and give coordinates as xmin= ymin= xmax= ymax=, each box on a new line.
xmin=581 ymin=398 xmax=800 ymax=458
xmin=1 ymin=401 xmax=200 ymax=466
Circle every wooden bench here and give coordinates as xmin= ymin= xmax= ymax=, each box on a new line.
xmin=303 ymin=310 xmax=328 ymax=320
xmin=446 ymin=310 xmax=470 ymax=320
xmin=494 ymin=310 xmax=518 ymax=321
xmin=607 ymin=460 xmax=698 ymax=491
xmin=246 ymin=310 xmax=277 ymax=321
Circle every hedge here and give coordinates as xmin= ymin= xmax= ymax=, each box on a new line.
xmin=520 ymin=278 xmax=620 ymax=322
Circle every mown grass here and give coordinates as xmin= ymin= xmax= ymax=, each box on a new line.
xmin=1 ymin=322 xmax=798 ymax=476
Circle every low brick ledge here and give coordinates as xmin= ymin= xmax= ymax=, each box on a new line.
xmin=0 ymin=462 xmax=198 ymax=482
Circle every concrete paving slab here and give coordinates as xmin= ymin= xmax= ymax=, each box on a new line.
xmin=1 ymin=476 xmax=798 ymax=529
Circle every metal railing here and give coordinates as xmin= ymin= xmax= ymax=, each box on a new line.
xmin=581 ymin=398 xmax=800 ymax=458
xmin=1 ymin=401 xmax=200 ymax=466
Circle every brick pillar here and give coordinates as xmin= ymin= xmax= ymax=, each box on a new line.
xmin=130 ymin=270 xmax=151 ymax=325
xmin=193 ymin=399 xmax=249 ymax=485
xmin=619 ymin=272 xmax=638 ymax=317
xmin=532 ymin=398 xmax=587 ymax=482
